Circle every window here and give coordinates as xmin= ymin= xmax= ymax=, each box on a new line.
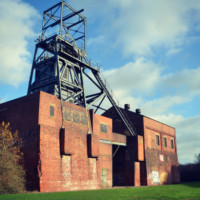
xmin=64 ymin=110 xmax=71 ymax=121
xmin=50 ymin=105 xmax=55 ymax=117
xmin=156 ymin=135 xmax=160 ymax=146
xmin=171 ymin=139 xmax=174 ymax=149
xmin=164 ymin=137 xmax=167 ymax=148
xmin=100 ymin=123 xmax=107 ymax=133
xmin=81 ymin=115 xmax=88 ymax=125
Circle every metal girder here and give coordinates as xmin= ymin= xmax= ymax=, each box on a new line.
xmin=41 ymin=1 xmax=86 ymax=52
xmin=43 ymin=9 xmax=84 ymax=31
xmin=45 ymin=13 xmax=69 ymax=31
xmin=94 ymin=95 xmax=106 ymax=113
xmin=68 ymin=19 xmax=84 ymax=29
xmin=83 ymin=71 xmax=101 ymax=90
xmin=65 ymin=90 xmax=83 ymax=101
xmin=87 ymin=93 xmax=106 ymax=109
xmin=74 ymin=35 xmax=85 ymax=41
xmin=92 ymin=72 xmax=136 ymax=136
xmin=61 ymin=1 xmax=85 ymax=19
xmin=59 ymin=48 xmax=99 ymax=72
xmin=92 ymin=105 xmax=107 ymax=112
xmin=100 ymin=139 xmax=126 ymax=146
xmin=44 ymin=2 xmax=61 ymax=14
xmin=44 ymin=5 xmax=60 ymax=27
xmin=86 ymin=92 xmax=103 ymax=98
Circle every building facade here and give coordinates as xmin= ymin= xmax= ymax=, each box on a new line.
xmin=0 ymin=91 xmax=180 ymax=192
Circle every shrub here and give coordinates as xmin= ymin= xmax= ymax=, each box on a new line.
xmin=0 ymin=122 xmax=25 ymax=194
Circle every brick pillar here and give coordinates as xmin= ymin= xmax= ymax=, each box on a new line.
xmin=134 ymin=162 xmax=140 ymax=186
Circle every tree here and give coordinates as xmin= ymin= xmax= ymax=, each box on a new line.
xmin=179 ymin=153 xmax=200 ymax=182
xmin=0 ymin=122 xmax=25 ymax=194
xmin=195 ymin=153 xmax=200 ymax=164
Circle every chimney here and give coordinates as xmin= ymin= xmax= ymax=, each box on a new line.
xmin=124 ymin=104 xmax=130 ymax=110
xmin=135 ymin=108 xmax=141 ymax=115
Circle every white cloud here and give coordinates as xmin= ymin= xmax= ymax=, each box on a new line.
xmin=99 ymin=55 xmax=200 ymax=117
xmin=87 ymin=35 xmax=106 ymax=46
xmin=70 ymin=0 xmax=110 ymax=24
xmin=0 ymin=0 xmax=39 ymax=86
xmin=103 ymin=57 xmax=161 ymax=95
xmin=107 ymin=0 xmax=200 ymax=57
xmin=162 ymin=67 xmax=200 ymax=95
xmin=166 ymin=48 xmax=182 ymax=56
xmin=152 ymin=113 xmax=184 ymax=127
xmin=99 ymin=56 xmax=200 ymax=116
xmin=141 ymin=95 xmax=191 ymax=116
xmin=64 ymin=0 xmax=200 ymax=71
xmin=72 ymin=0 xmax=200 ymax=58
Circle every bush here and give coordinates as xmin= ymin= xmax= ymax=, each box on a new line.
xmin=179 ymin=153 xmax=200 ymax=182
xmin=0 ymin=122 xmax=25 ymax=194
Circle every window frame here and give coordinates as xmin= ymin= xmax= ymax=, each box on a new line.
xmin=156 ymin=135 xmax=160 ymax=146
xmin=100 ymin=123 xmax=108 ymax=133
xmin=171 ymin=139 xmax=174 ymax=149
xmin=164 ymin=137 xmax=167 ymax=148
xmin=49 ymin=104 xmax=55 ymax=118
xmin=72 ymin=112 xmax=80 ymax=124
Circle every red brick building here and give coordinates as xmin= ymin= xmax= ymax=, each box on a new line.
xmin=0 ymin=91 xmax=180 ymax=192
xmin=103 ymin=107 xmax=180 ymax=186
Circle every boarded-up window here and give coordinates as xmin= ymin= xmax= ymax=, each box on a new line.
xmin=164 ymin=137 xmax=167 ymax=148
xmin=64 ymin=110 xmax=71 ymax=121
xmin=171 ymin=139 xmax=174 ymax=149
xmin=50 ymin=105 xmax=55 ymax=117
xmin=156 ymin=135 xmax=160 ymax=146
xmin=81 ymin=115 xmax=87 ymax=125
xmin=100 ymin=123 xmax=107 ymax=133
xmin=73 ymin=113 xmax=80 ymax=123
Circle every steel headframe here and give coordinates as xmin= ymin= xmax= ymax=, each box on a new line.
xmin=27 ymin=1 xmax=137 ymax=136
xmin=41 ymin=1 xmax=86 ymax=52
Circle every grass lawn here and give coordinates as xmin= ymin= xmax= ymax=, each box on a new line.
xmin=0 ymin=182 xmax=200 ymax=200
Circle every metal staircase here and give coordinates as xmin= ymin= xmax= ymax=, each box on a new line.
xmin=82 ymin=55 xmax=137 ymax=136
xmin=93 ymin=72 xmax=136 ymax=136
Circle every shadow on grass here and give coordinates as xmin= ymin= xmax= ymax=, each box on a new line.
xmin=180 ymin=181 xmax=200 ymax=188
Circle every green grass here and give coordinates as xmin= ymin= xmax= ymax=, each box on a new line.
xmin=0 ymin=182 xmax=200 ymax=200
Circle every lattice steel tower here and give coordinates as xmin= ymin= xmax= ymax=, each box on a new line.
xmin=27 ymin=1 xmax=137 ymax=136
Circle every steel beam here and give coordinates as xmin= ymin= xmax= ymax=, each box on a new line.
xmin=68 ymin=19 xmax=84 ymax=29
xmin=43 ymin=9 xmax=84 ymax=31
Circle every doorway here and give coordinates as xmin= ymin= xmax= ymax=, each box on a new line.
xmin=112 ymin=145 xmax=126 ymax=186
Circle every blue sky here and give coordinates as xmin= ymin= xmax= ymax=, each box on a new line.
xmin=0 ymin=0 xmax=200 ymax=164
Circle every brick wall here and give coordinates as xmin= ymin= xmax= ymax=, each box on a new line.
xmin=143 ymin=117 xmax=180 ymax=185
xmin=90 ymin=110 xmax=128 ymax=188
xmin=0 ymin=92 xmax=180 ymax=191
xmin=0 ymin=92 xmax=40 ymax=190
xmin=90 ymin=110 xmax=113 ymax=188
xmin=0 ymin=92 xmax=102 ymax=192
xmin=103 ymin=107 xmax=180 ymax=186
xmin=38 ymin=92 xmax=101 ymax=192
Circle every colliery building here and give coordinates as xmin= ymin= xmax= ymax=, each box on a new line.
xmin=0 ymin=92 xmax=180 ymax=192
xmin=0 ymin=1 xmax=180 ymax=192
